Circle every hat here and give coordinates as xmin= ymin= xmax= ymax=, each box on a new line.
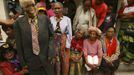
xmin=19 ymin=0 xmax=35 ymax=8
xmin=38 ymin=7 xmax=46 ymax=11
xmin=88 ymin=26 xmax=102 ymax=36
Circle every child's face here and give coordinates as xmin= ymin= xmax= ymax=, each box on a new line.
xmin=76 ymin=31 xmax=83 ymax=39
xmin=4 ymin=51 xmax=15 ymax=60
xmin=107 ymin=6 xmax=113 ymax=13
xmin=5 ymin=27 xmax=14 ymax=38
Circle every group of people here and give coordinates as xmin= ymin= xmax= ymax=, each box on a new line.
xmin=0 ymin=0 xmax=133 ymax=75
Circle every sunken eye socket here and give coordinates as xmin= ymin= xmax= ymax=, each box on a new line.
xmin=107 ymin=31 xmax=114 ymax=33
xmin=54 ymin=7 xmax=61 ymax=9
xmin=25 ymin=4 xmax=35 ymax=8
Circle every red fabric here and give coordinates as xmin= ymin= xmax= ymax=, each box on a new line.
xmin=118 ymin=7 xmax=125 ymax=14
xmin=92 ymin=0 xmax=108 ymax=27
xmin=71 ymin=37 xmax=83 ymax=51
xmin=47 ymin=9 xmax=55 ymax=17
xmin=0 ymin=62 xmax=22 ymax=75
xmin=105 ymin=37 xmax=117 ymax=57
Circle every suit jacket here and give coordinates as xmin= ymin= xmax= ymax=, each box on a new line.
xmin=13 ymin=14 xmax=55 ymax=69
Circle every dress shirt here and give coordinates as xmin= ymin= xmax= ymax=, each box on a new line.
xmin=50 ymin=16 xmax=72 ymax=48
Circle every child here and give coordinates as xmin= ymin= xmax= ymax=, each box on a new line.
xmin=0 ymin=43 xmax=28 ymax=75
xmin=102 ymin=5 xmax=116 ymax=33
xmin=69 ymin=27 xmax=84 ymax=75
xmin=2 ymin=25 xmax=16 ymax=48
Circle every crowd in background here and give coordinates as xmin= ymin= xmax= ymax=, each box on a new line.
xmin=0 ymin=0 xmax=133 ymax=75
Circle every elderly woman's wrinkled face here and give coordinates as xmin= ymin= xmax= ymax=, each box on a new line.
xmin=84 ymin=0 xmax=91 ymax=11
xmin=106 ymin=27 xmax=115 ymax=38
xmin=76 ymin=30 xmax=83 ymax=39
xmin=54 ymin=3 xmax=63 ymax=15
xmin=89 ymin=31 xmax=97 ymax=39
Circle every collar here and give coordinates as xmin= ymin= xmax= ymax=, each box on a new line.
xmin=28 ymin=16 xmax=37 ymax=23
xmin=54 ymin=16 xmax=63 ymax=22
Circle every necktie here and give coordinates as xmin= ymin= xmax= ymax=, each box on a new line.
xmin=30 ymin=19 xmax=40 ymax=55
xmin=55 ymin=21 xmax=62 ymax=34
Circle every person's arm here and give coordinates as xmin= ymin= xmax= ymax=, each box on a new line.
xmin=0 ymin=19 xmax=14 ymax=26
xmin=1 ymin=67 xmax=23 ymax=75
xmin=0 ymin=63 xmax=26 ymax=75
xmin=46 ymin=16 xmax=55 ymax=60
xmin=83 ymin=40 xmax=88 ymax=63
xmin=101 ymin=37 xmax=111 ymax=63
xmin=73 ymin=5 xmax=82 ymax=31
xmin=13 ymin=20 xmax=26 ymax=67
xmin=97 ymin=6 xmax=107 ymax=28
xmin=47 ymin=17 xmax=54 ymax=38
xmin=92 ymin=8 xmax=97 ymax=27
xmin=77 ymin=51 xmax=83 ymax=60
xmin=111 ymin=40 xmax=120 ymax=61
xmin=66 ymin=18 xmax=72 ymax=49
xmin=97 ymin=40 xmax=103 ymax=66
xmin=118 ymin=6 xmax=134 ymax=19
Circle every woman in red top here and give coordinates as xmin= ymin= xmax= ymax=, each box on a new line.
xmin=100 ymin=27 xmax=120 ymax=75
xmin=0 ymin=44 xmax=28 ymax=75
xmin=69 ymin=27 xmax=85 ymax=75
xmin=92 ymin=0 xmax=108 ymax=29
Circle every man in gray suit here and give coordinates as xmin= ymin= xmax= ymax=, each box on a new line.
xmin=13 ymin=1 xmax=55 ymax=75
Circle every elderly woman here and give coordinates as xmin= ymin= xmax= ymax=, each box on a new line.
xmin=50 ymin=2 xmax=72 ymax=75
xmin=100 ymin=27 xmax=120 ymax=75
xmin=69 ymin=27 xmax=85 ymax=75
xmin=83 ymin=27 xmax=103 ymax=75
xmin=73 ymin=0 xmax=97 ymax=33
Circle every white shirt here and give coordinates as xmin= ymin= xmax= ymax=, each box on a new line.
xmin=123 ymin=6 xmax=134 ymax=14
xmin=50 ymin=16 xmax=72 ymax=48
xmin=78 ymin=10 xmax=90 ymax=30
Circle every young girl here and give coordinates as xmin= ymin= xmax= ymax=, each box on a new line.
xmin=2 ymin=25 xmax=15 ymax=48
xmin=69 ymin=27 xmax=85 ymax=75
xmin=0 ymin=44 xmax=28 ymax=75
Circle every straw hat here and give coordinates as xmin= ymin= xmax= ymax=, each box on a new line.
xmin=88 ymin=26 xmax=102 ymax=36
xmin=19 ymin=0 xmax=35 ymax=8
